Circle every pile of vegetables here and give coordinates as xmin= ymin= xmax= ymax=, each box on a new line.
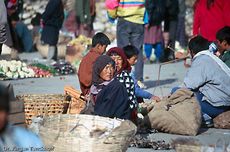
xmin=68 ymin=35 xmax=92 ymax=46
xmin=29 ymin=63 xmax=57 ymax=78
xmin=0 ymin=60 xmax=35 ymax=79
xmin=0 ymin=60 xmax=76 ymax=80
xmin=52 ymin=60 xmax=75 ymax=75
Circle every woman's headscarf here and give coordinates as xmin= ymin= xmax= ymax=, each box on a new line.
xmin=92 ymin=55 xmax=115 ymax=85
xmin=106 ymin=47 xmax=131 ymax=74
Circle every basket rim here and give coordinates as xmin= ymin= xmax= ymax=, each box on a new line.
xmin=40 ymin=114 xmax=137 ymax=133
xmin=16 ymin=94 xmax=66 ymax=100
xmin=16 ymin=94 xmax=65 ymax=97
xmin=39 ymin=114 xmax=137 ymax=141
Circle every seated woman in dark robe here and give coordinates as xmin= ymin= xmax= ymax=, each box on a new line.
xmin=90 ymin=55 xmax=132 ymax=120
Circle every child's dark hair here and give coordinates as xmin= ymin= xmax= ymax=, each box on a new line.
xmin=0 ymin=84 xmax=10 ymax=113
xmin=31 ymin=13 xmax=42 ymax=26
xmin=123 ymin=45 xmax=139 ymax=59
xmin=92 ymin=32 xmax=111 ymax=47
xmin=188 ymin=35 xmax=210 ymax=54
xmin=216 ymin=26 xmax=230 ymax=45
xmin=10 ymin=12 xmax=20 ymax=22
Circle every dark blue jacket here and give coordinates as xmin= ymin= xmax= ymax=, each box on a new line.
xmin=94 ymin=79 xmax=132 ymax=120
xmin=41 ymin=0 xmax=64 ymax=45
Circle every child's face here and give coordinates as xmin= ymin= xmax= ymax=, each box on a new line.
xmin=188 ymin=49 xmax=195 ymax=59
xmin=217 ymin=40 xmax=228 ymax=54
xmin=11 ymin=20 xmax=17 ymax=28
xmin=127 ymin=55 xmax=138 ymax=66
xmin=98 ymin=45 xmax=108 ymax=55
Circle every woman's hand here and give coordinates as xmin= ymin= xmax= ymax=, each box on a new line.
xmin=151 ymin=96 xmax=161 ymax=102
xmin=144 ymin=24 xmax=149 ymax=28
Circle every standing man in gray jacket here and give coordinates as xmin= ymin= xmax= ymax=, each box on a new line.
xmin=0 ymin=0 xmax=7 ymax=54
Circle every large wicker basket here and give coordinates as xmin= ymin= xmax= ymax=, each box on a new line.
xmin=16 ymin=94 xmax=69 ymax=125
xmin=39 ymin=114 xmax=137 ymax=152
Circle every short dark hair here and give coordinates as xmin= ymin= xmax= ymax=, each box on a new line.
xmin=10 ymin=12 xmax=20 ymax=22
xmin=188 ymin=35 xmax=210 ymax=54
xmin=123 ymin=45 xmax=139 ymax=59
xmin=92 ymin=32 xmax=111 ymax=47
xmin=31 ymin=13 xmax=42 ymax=26
xmin=0 ymin=84 xmax=10 ymax=113
xmin=216 ymin=26 xmax=230 ymax=45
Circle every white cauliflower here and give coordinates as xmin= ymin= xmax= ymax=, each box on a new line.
xmin=27 ymin=68 xmax=35 ymax=77
xmin=0 ymin=60 xmax=34 ymax=79
xmin=2 ymin=66 xmax=8 ymax=73
xmin=18 ymin=71 xmax=25 ymax=78
xmin=9 ymin=65 xmax=17 ymax=72
xmin=12 ymin=72 xmax=19 ymax=79
xmin=6 ymin=72 xmax=13 ymax=78
xmin=21 ymin=67 xmax=28 ymax=72
xmin=22 ymin=62 xmax=26 ymax=67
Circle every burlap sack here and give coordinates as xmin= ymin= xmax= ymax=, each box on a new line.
xmin=144 ymin=88 xmax=202 ymax=136
xmin=213 ymin=111 xmax=230 ymax=129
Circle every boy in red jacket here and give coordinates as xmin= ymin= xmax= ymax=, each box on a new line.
xmin=78 ymin=32 xmax=110 ymax=96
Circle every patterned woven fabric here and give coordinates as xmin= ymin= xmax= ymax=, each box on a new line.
xmin=116 ymin=70 xmax=137 ymax=109
xmin=0 ymin=25 xmax=6 ymax=43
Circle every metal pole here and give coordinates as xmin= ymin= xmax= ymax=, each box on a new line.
xmin=153 ymin=56 xmax=190 ymax=96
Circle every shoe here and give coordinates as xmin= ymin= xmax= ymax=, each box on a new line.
xmin=144 ymin=59 xmax=152 ymax=64
xmin=137 ymin=81 xmax=147 ymax=89
xmin=202 ymin=113 xmax=214 ymax=128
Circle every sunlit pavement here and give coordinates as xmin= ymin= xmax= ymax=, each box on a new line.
xmin=2 ymin=52 xmax=230 ymax=151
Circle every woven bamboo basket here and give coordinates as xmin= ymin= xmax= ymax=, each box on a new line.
xmin=16 ymin=94 xmax=70 ymax=125
xmin=39 ymin=114 xmax=137 ymax=152
xmin=172 ymin=138 xmax=203 ymax=152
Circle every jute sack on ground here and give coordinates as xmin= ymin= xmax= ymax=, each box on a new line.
xmin=213 ymin=111 xmax=230 ymax=129
xmin=144 ymin=88 xmax=202 ymax=136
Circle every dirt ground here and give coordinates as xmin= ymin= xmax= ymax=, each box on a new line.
xmin=2 ymin=52 xmax=230 ymax=151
